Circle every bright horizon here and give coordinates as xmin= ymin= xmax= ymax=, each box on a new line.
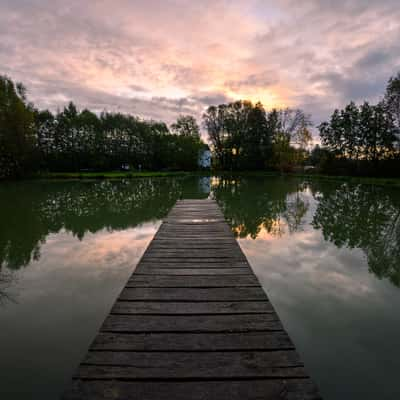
xmin=1 ymin=0 xmax=400 ymax=126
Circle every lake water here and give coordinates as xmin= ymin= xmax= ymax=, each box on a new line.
xmin=1 ymin=176 xmax=400 ymax=399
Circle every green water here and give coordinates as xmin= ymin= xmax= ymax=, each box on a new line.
xmin=1 ymin=176 xmax=400 ymax=399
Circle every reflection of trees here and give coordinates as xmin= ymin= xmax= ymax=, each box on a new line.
xmin=312 ymin=182 xmax=400 ymax=287
xmin=0 ymin=177 xmax=208 ymax=270
xmin=0 ymin=270 xmax=17 ymax=304
xmin=211 ymin=177 xmax=309 ymax=239
xmin=283 ymin=191 xmax=310 ymax=233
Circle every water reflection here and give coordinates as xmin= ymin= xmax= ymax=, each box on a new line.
xmin=1 ymin=176 xmax=400 ymax=399
xmin=311 ymin=182 xmax=400 ymax=287
xmin=212 ymin=177 xmax=400 ymax=288
xmin=211 ymin=177 xmax=310 ymax=239
xmin=0 ymin=177 xmax=208 ymax=271
xmin=2 ymin=177 xmax=400 ymax=289
xmin=0 ymin=270 xmax=17 ymax=304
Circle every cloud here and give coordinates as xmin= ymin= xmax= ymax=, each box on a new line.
xmin=1 ymin=0 xmax=400 ymax=128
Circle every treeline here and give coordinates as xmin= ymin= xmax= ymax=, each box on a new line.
xmin=203 ymin=101 xmax=312 ymax=171
xmin=1 ymin=75 xmax=314 ymax=178
xmin=0 ymin=75 xmax=203 ymax=178
xmin=3 ymin=71 xmax=400 ymax=179
xmin=313 ymin=72 xmax=400 ymax=177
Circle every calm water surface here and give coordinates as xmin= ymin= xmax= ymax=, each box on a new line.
xmin=1 ymin=176 xmax=400 ymax=399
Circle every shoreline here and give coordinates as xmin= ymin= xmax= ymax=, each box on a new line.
xmin=2 ymin=170 xmax=400 ymax=188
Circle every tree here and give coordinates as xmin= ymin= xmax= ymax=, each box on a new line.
xmin=319 ymin=101 xmax=396 ymax=163
xmin=171 ymin=115 xmax=200 ymax=138
xmin=203 ymin=101 xmax=273 ymax=170
xmin=240 ymin=102 xmax=271 ymax=169
xmin=274 ymin=108 xmax=312 ymax=146
xmin=0 ymin=75 xmax=36 ymax=178
xmin=319 ymin=103 xmax=361 ymax=159
xmin=309 ymin=144 xmax=331 ymax=166
xmin=269 ymin=108 xmax=312 ymax=171
xmin=384 ymin=72 xmax=400 ymax=138
xmin=359 ymin=102 xmax=396 ymax=163
xmin=202 ymin=103 xmax=230 ymax=169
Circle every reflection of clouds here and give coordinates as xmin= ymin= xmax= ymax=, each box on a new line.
xmin=44 ymin=223 xmax=159 ymax=272
xmin=9 ymin=222 xmax=160 ymax=304
xmin=240 ymin=224 xmax=375 ymax=303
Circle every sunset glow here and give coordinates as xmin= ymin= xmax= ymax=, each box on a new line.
xmin=1 ymin=0 xmax=400 ymax=124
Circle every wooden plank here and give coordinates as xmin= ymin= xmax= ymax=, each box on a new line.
xmin=136 ymin=263 xmax=250 ymax=269
xmin=142 ymin=248 xmax=240 ymax=253
xmin=111 ymin=301 xmax=274 ymax=314
xmin=141 ymin=254 xmax=246 ymax=260
xmin=77 ymin=350 xmax=305 ymax=379
xmin=134 ymin=268 xmax=253 ymax=275
xmin=151 ymin=239 xmax=236 ymax=242
xmin=63 ymin=380 xmax=321 ymax=400
xmin=127 ymin=275 xmax=260 ymax=287
xmin=91 ymin=331 xmax=294 ymax=351
xmin=139 ymin=260 xmax=248 ymax=266
xmin=119 ymin=287 xmax=266 ymax=301
xmin=147 ymin=244 xmax=239 ymax=249
xmin=143 ymin=252 xmax=244 ymax=258
xmin=101 ymin=314 xmax=283 ymax=332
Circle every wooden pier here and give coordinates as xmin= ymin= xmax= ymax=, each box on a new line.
xmin=63 ymin=199 xmax=321 ymax=399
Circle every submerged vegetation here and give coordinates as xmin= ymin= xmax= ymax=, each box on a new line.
xmin=1 ymin=71 xmax=400 ymax=179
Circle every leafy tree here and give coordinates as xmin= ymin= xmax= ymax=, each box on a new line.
xmin=384 ymin=72 xmax=400 ymax=139
xmin=171 ymin=115 xmax=200 ymax=138
xmin=202 ymin=105 xmax=226 ymax=168
xmin=309 ymin=144 xmax=332 ymax=168
xmin=359 ymin=102 xmax=396 ymax=163
xmin=319 ymin=103 xmax=360 ymax=159
xmin=240 ymin=102 xmax=271 ymax=169
xmin=0 ymin=76 xmax=36 ymax=178
xmin=203 ymin=101 xmax=273 ymax=170
xmin=319 ymin=101 xmax=397 ymax=169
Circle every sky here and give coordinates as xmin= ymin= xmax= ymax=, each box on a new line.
xmin=1 ymin=0 xmax=400 ymax=127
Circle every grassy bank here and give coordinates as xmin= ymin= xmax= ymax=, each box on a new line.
xmin=211 ymin=171 xmax=400 ymax=188
xmin=293 ymin=173 xmax=400 ymax=188
xmin=24 ymin=170 xmax=400 ymax=188
xmin=37 ymin=171 xmax=207 ymax=180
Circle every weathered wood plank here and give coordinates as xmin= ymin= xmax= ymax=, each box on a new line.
xmin=148 ymin=244 xmax=239 ymax=250
xmin=77 ymin=350 xmax=305 ymax=379
xmin=134 ymin=268 xmax=253 ymax=275
xmin=127 ymin=275 xmax=260 ymax=287
xmin=151 ymin=238 xmax=236 ymax=243
xmin=101 ymin=314 xmax=283 ymax=332
xmin=141 ymin=255 xmax=245 ymax=260
xmin=136 ymin=263 xmax=250 ymax=269
xmin=141 ymin=256 xmax=248 ymax=268
xmin=63 ymin=379 xmax=321 ymax=400
xmin=119 ymin=287 xmax=266 ymax=301
xmin=144 ymin=247 xmax=241 ymax=251
xmin=91 ymin=331 xmax=294 ymax=351
xmin=111 ymin=301 xmax=274 ymax=314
